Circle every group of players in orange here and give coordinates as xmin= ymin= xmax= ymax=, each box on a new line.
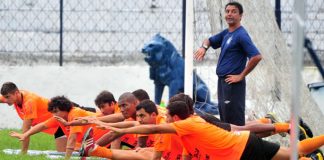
xmin=1 ymin=81 xmax=324 ymax=160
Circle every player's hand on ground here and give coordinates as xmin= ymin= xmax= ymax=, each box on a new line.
xmin=194 ymin=48 xmax=206 ymax=61
xmin=9 ymin=131 xmax=26 ymax=141
xmin=54 ymin=116 xmax=70 ymax=126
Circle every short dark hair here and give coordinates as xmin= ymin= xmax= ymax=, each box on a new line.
xmin=225 ymin=1 xmax=243 ymax=15
xmin=94 ymin=90 xmax=116 ymax=108
xmin=169 ymin=93 xmax=194 ymax=115
xmin=48 ymin=96 xmax=73 ymax=112
xmin=132 ymin=89 xmax=150 ymax=102
xmin=136 ymin=99 xmax=158 ymax=114
xmin=167 ymin=101 xmax=190 ymax=120
xmin=1 ymin=82 xmax=18 ymax=95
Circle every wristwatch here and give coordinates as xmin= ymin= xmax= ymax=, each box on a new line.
xmin=201 ymin=44 xmax=209 ymax=50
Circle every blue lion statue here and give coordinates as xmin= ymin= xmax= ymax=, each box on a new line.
xmin=141 ymin=34 xmax=218 ymax=115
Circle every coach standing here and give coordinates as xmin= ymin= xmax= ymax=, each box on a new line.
xmin=194 ymin=1 xmax=262 ymax=126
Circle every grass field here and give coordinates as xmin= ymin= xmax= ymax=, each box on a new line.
xmin=0 ymin=129 xmax=59 ymax=160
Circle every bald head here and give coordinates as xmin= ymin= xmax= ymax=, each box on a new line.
xmin=118 ymin=92 xmax=139 ymax=119
xmin=118 ymin=92 xmax=138 ymax=103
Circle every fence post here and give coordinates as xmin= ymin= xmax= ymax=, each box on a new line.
xmin=275 ymin=0 xmax=281 ymax=30
xmin=182 ymin=0 xmax=186 ymax=57
xmin=290 ymin=0 xmax=305 ymax=159
xmin=59 ymin=0 xmax=64 ymax=66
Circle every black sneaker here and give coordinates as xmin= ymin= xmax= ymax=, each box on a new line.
xmin=287 ymin=125 xmax=309 ymax=141
xmin=286 ymin=118 xmax=313 ymax=140
xmin=299 ymin=118 xmax=313 ymax=138
xmin=299 ymin=125 xmax=308 ymax=141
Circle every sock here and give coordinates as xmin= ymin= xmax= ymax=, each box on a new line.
xmin=258 ymin=118 xmax=271 ymax=124
xmin=274 ymin=123 xmax=290 ymax=133
xmin=298 ymin=135 xmax=324 ymax=155
xmin=90 ymin=146 xmax=113 ymax=158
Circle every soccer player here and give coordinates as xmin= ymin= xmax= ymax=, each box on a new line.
xmin=132 ymin=89 xmax=151 ymax=102
xmin=103 ymin=101 xmax=324 ymax=160
xmin=80 ymin=99 xmax=182 ymax=160
xmin=171 ymin=93 xmax=291 ymax=137
xmin=10 ymin=95 xmax=111 ymax=160
xmin=0 ymin=82 xmax=66 ymax=153
xmin=94 ymin=90 xmax=137 ymax=149
xmin=73 ymin=92 xmax=151 ymax=149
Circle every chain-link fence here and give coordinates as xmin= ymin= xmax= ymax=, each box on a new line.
xmin=0 ymin=0 xmax=323 ymax=65
xmin=0 ymin=0 xmax=187 ymax=65
xmin=279 ymin=0 xmax=324 ymax=65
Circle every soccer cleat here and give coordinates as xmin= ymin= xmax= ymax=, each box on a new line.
xmin=299 ymin=118 xmax=313 ymax=138
xmin=287 ymin=124 xmax=309 ymax=140
xmin=298 ymin=118 xmax=313 ymax=141
xmin=287 ymin=125 xmax=310 ymax=140
xmin=265 ymin=112 xmax=280 ymax=123
xmin=265 ymin=113 xmax=287 ymax=137
xmin=299 ymin=125 xmax=308 ymax=141
xmin=306 ymin=149 xmax=324 ymax=160
xmin=79 ymin=127 xmax=95 ymax=158
xmin=286 ymin=117 xmax=313 ymax=140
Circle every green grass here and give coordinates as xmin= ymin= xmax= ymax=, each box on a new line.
xmin=0 ymin=129 xmax=59 ymax=160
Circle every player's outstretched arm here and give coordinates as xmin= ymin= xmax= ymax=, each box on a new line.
xmin=10 ymin=122 xmax=48 ymax=141
xmin=10 ymin=121 xmax=48 ymax=154
xmin=96 ymin=121 xmax=139 ymax=130
xmin=63 ymin=113 xmax=125 ymax=127
xmin=152 ymin=151 xmax=163 ymax=160
xmin=109 ymin=123 xmax=177 ymax=135
xmin=54 ymin=115 xmax=97 ymax=126
xmin=97 ymin=113 xmax=125 ymax=123
xmin=65 ymin=133 xmax=77 ymax=160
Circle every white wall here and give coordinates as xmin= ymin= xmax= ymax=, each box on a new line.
xmin=0 ymin=65 xmax=160 ymax=128
xmin=0 ymin=65 xmax=321 ymax=129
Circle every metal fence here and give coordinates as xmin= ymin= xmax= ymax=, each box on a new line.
xmin=0 ymin=0 xmax=323 ymax=65
xmin=0 ymin=0 xmax=186 ymax=65
xmin=278 ymin=0 xmax=324 ymax=66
